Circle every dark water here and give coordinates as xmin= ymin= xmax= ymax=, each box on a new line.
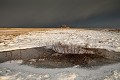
xmin=0 ymin=46 xmax=120 ymax=68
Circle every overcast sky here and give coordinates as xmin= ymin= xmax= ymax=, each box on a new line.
xmin=0 ymin=0 xmax=120 ymax=28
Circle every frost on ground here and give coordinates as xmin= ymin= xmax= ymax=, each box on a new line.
xmin=0 ymin=60 xmax=120 ymax=80
xmin=0 ymin=29 xmax=120 ymax=80
xmin=0 ymin=29 xmax=120 ymax=52
xmin=0 ymin=67 xmax=50 ymax=80
xmin=104 ymin=70 xmax=120 ymax=80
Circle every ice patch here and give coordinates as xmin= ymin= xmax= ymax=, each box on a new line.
xmin=0 ymin=60 xmax=120 ymax=80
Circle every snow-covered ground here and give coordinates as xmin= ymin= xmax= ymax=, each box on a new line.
xmin=0 ymin=29 xmax=120 ymax=80
xmin=0 ymin=60 xmax=120 ymax=80
xmin=0 ymin=29 xmax=120 ymax=52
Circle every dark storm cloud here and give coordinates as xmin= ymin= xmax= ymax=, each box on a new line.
xmin=0 ymin=0 xmax=120 ymax=28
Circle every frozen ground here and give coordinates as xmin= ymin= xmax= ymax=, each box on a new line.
xmin=0 ymin=29 xmax=120 ymax=80
xmin=0 ymin=60 xmax=120 ymax=80
xmin=0 ymin=29 xmax=120 ymax=52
